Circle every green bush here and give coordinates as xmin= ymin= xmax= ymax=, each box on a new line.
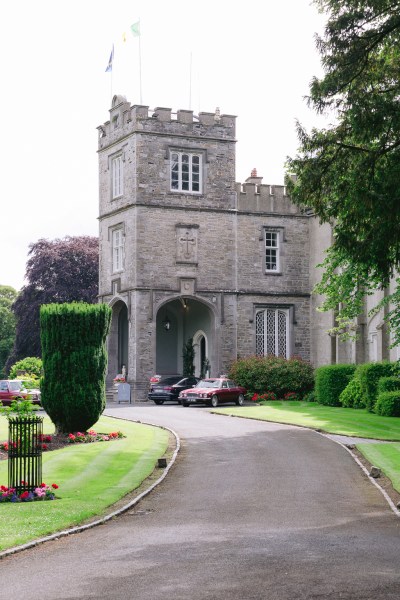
xmin=356 ymin=362 xmax=395 ymax=412
xmin=375 ymin=391 xmax=400 ymax=417
xmin=315 ymin=364 xmax=356 ymax=406
xmin=377 ymin=376 xmax=400 ymax=395
xmin=339 ymin=377 xmax=365 ymax=408
xmin=228 ymin=355 xmax=314 ymax=398
xmin=40 ymin=303 xmax=112 ymax=433
xmin=9 ymin=357 xmax=43 ymax=380
xmin=303 ymin=390 xmax=316 ymax=402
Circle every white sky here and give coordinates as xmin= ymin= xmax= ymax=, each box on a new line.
xmin=0 ymin=0 xmax=327 ymax=292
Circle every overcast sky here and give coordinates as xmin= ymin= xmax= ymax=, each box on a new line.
xmin=0 ymin=0 xmax=327 ymax=291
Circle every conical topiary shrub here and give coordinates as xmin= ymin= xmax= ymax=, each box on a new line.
xmin=40 ymin=303 xmax=112 ymax=433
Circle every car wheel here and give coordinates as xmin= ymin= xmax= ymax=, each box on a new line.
xmin=154 ymin=400 xmax=164 ymax=405
xmin=211 ymin=395 xmax=219 ymax=408
xmin=236 ymin=393 xmax=245 ymax=406
xmin=182 ymin=402 xmax=189 ymax=407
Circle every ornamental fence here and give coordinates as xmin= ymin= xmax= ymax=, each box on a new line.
xmin=8 ymin=416 xmax=43 ymax=492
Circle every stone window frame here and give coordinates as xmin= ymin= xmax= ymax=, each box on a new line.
xmin=260 ymin=226 xmax=284 ymax=275
xmin=168 ymin=148 xmax=204 ymax=195
xmin=109 ymin=149 xmax=125 ymax=200
xmin=109 ymin=223 xmax=125 ymax=274
xmin=253 ymin=303 xmax=294 ymax=359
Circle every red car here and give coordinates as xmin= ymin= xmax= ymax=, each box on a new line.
xmin=0 ymin=380 xmax=41 ymax=406
xmin=179 ymin=378 xmax=246 ymax=408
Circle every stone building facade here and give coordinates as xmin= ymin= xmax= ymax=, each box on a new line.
xmin=97 ymin=96 xmax=397 ymax=400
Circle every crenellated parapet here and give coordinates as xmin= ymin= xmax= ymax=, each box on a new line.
xmin=237 ymin=169 xmax=301 ymax=215
xmin=97 ymin=95 xmax=236 ymax=150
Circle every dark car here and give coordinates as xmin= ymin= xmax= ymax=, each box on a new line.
xmin=179 ymin=378 xmax=246 ymax=408
xmin=148 ymin=376 xmax=200 ymax=405
xmin=0 ymin=380 xmax=41 ymax=406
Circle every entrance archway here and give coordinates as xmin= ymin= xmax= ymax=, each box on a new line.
xmin=107 ymin=299 xmax=129 ymax=382
xmin=155 ymin=298 xmax=214 ymax=377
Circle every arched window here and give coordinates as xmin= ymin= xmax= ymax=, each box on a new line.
xmin=256 ymin=308 xmax=289 ymax=358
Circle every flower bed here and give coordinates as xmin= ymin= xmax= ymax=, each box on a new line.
xmin=0 ymin=482 xmax=59 ymax=503
xmin=251 ymin=391 xmax=300 ymax=402
xmin=0 ymin=429 xmax=126 ymax=459
xmin=68 ymin=430 xmax=125 ymax=443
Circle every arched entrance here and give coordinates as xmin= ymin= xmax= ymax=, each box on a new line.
xmin=193 ymin=330 xmax=209 ymax=377
xmin=107 ymin=299 xmax=129 ymax=381
xmin=155 ymin=298 xmax=214 ymax=377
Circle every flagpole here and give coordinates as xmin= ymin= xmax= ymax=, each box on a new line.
xmin=189 ymin=52 xmax=192 ymax=109
xmin=110 ymin=58 xmax=113 ymax=106
xmin=138 ymin=20 xmax=142 ymax=104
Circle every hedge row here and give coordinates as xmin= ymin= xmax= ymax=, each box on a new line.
xmin=315 ymin=364 xmax=356 ymax=406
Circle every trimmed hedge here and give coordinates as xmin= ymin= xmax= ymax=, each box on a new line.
xmin=355 ymin=362 xmax=395 ymax=412
xmin=315 ymin=364 xmax=356 ymax=406
xmin=40 ymin=302 xmax=112 ymax=433
xmin=339 ymin=377 xmax=365 ymax=409
xmin=375 ymin=391 xmax=400 ymax=417
xmin=377 ymin=376 xmax=400 ymax=395
xmin=228 ymin=355 xmax=314 ymax=398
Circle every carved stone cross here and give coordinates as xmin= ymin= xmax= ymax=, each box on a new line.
xmin=179 ymin=231 xmax=196 ymax=259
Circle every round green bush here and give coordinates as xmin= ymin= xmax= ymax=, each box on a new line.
xmin=375 ymin=391 xmax=400 ymax=417
xmin=9 ymin=357 xmax=43 ymax=379
xmin=339 ymin=378 xmax=365 ymax=409
xmin=228 ymin=355 xmax=314 ymax=398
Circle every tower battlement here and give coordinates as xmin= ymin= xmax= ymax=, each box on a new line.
xmin=236 ymin=170 xmax=300 ymax=215
xmin=97 ymin=95 xmax=236 ymax=150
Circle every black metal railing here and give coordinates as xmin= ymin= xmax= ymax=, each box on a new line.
xmin=8 ymin=416 xmax=43 ymax=492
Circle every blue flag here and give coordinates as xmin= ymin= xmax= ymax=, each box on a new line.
xmin=105 ymin=45 xmax=114 ymax=72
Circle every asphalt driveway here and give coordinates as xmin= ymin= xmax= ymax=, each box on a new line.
xmin=1 ymin=405 xmax=400 ymax=599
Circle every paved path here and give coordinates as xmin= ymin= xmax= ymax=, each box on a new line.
xmin=1 ymin=405 xmax=400 ymax=599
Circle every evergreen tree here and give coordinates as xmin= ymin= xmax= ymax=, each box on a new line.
xmin=182 ymin=338 xmax=195 ymax=377
xmin=286 ymin=0 xmax=400 ymax=342
xmin=40 ymin=303 xmax=111 ymax=433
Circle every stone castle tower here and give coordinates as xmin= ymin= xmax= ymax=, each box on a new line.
xmin=97 ymin=96 xmax=395 ymax=400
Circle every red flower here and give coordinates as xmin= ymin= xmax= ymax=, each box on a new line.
xmin=51 ymin=483 xmax=59 ymax=489
xmin=40 ymin=483 xmax=46 ymax=488
xmin=20 ymin=491 xmax=30 ymax=499
xmin=42 ymin=444 xmax=48 ymax=450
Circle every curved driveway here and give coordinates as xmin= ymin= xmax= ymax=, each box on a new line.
xmin=1 ymin=405 xmax=400 ymax=599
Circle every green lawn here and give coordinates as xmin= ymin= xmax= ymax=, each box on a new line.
xmin=356 ymin=443 xmax=400 ymax=494
xmin=213 ymin=402 xmax=400 ymax=440
xmin=0 ymin=415 xmax=169 ymax=551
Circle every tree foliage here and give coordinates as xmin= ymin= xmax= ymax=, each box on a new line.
xmin=8 ymin=357 xmax=43 ymax=380
xmin=182 ymin=338 xmax=195 ymax=377
xmin=0 ymin=285 xmax=17 ymax=377
xmin=40 ymin=302 xmax=111 ymax=433
xmin=286 ymin=0 xmax=400 ymax=342
xmin=7 ymin=236 xmax=99 ymax=368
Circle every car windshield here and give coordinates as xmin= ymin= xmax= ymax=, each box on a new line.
xmin=197 ymin=379 xmax=221 ymax=389
xmin=9 ymin=381 xmax=23 ymax=391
